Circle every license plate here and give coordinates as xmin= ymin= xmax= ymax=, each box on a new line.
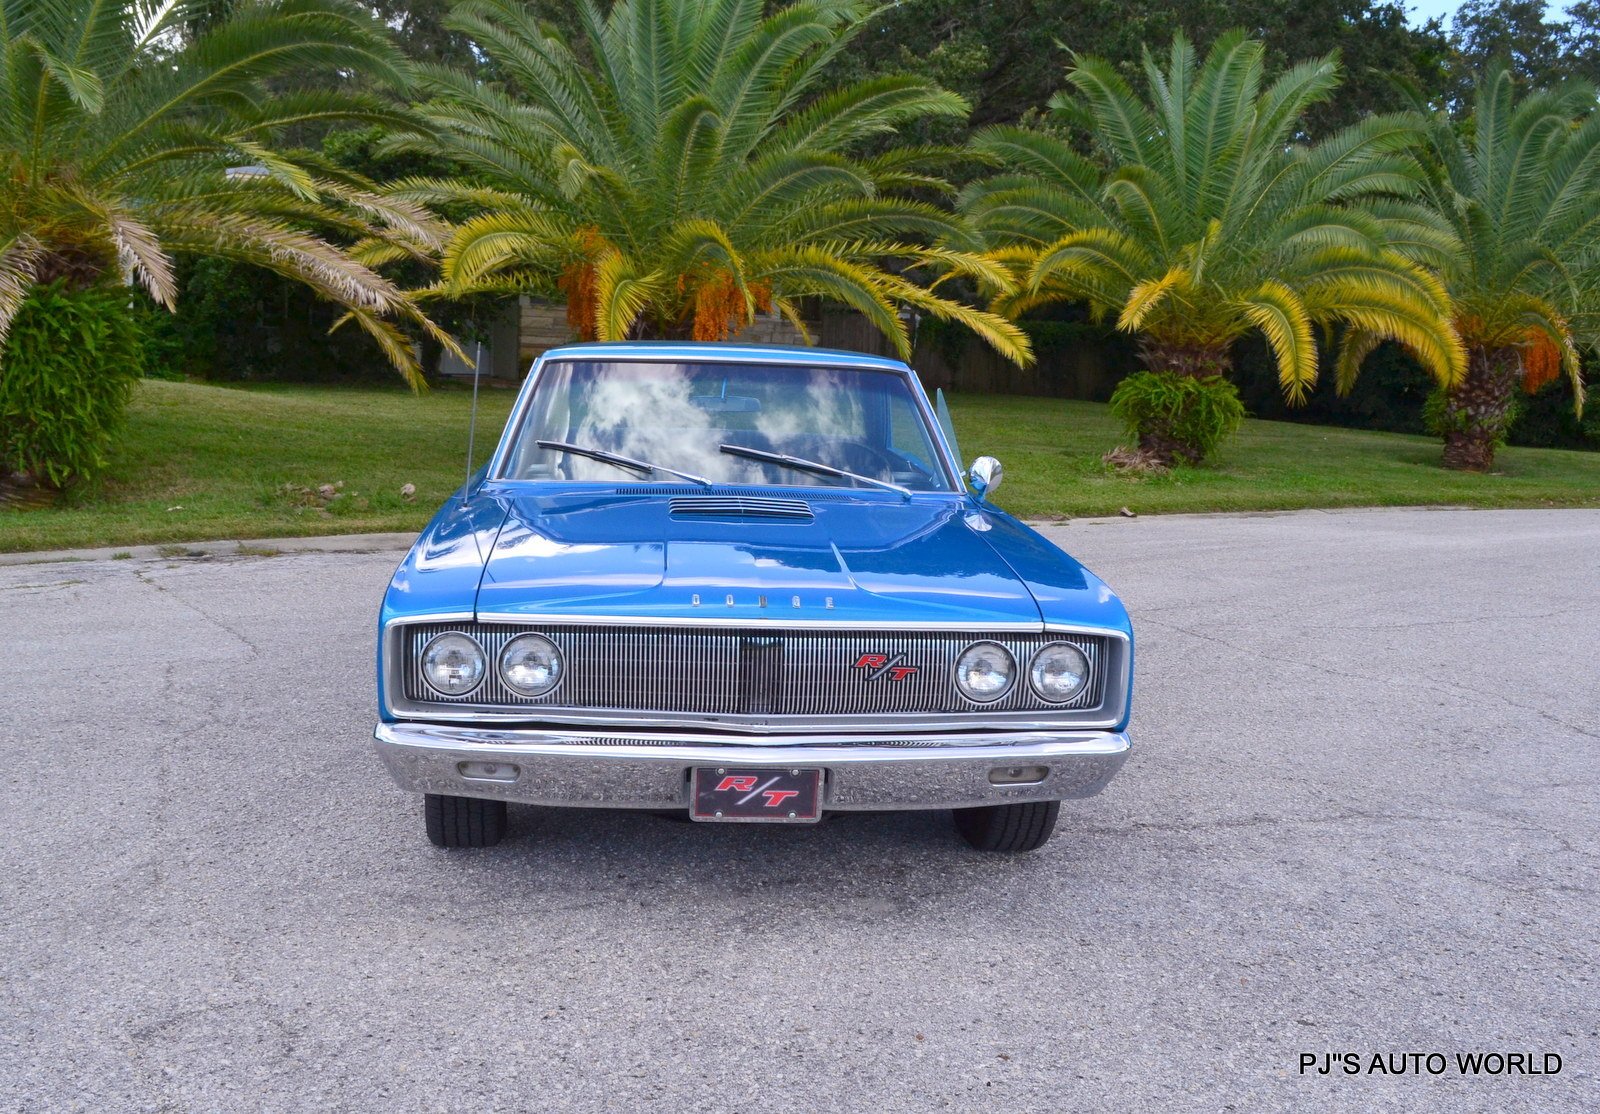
xmin=690 ymin=767 xmax=823 ymax=823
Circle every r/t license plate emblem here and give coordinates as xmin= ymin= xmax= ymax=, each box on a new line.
xmin=691 ymin=767 xmax=823 ymax=823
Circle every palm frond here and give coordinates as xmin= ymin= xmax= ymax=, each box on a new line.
xmin=1030 ymin=228 xmax=1150 ymax=293
xmin=1238 ymin=280 xmax=1317 ymax=403
xmin=441 ymin=211 xmax=578 ymax=289
xmin=872 ymin=268 xmax=1033 ymax=366
xmin=106 ymin=206 xmax=176 ymax=308
xmin=328 ymin=305 xmax=426 ymax=389
xmin=0 ymin=233 xmax=45 ymax=348
xmin=592 ymin=252 xmax=662 ymax=341
xmin=1119 ymin=266 xmax=1190 ymax=331
xmin=1333 ymin=328 xmax=1384 ymax=395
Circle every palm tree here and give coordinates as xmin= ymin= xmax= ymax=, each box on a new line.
xmin=387 ymin=0 xmax=1029 ymax=364
xmin=964 ymin=32 xmax=1465 ymax=464
xmin=1403 ymin=68 xmax=1599 ymax=471
xmin=0 ymin=0 xmax=453 ymax=383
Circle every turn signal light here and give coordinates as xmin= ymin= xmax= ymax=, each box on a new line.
xmin=458 ymin=761 xmax=520 ymax=782
xmin=988 ymin=765 xmax=1048 ymax=785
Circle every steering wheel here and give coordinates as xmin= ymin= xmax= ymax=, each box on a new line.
xmin=889 ymin=452 xmax=939 ymax=486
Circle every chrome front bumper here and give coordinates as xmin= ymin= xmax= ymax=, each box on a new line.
xmin=373 ymin=722 xmax=1130 ymax=811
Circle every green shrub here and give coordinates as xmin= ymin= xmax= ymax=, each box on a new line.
xmin=0 ymin=283 xmax=145 ymax=488
xmin=1505 ymin=370 xmax=1597 ymax=450
xmin=1108 ymin=370 xmax=1245 ymax=464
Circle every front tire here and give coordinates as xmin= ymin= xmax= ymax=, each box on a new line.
xmin=424 ymin=793 xmax=507 ymax=848
xmin=953 ymin=801 xmax=1060 ymax=853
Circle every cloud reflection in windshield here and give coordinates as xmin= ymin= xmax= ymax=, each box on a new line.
xmin=520 ymin=360 xmax=943 ymax=490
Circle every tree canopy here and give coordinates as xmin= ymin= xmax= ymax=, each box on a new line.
xmin=965 ymin=33 xmax=1465 ymax=406
xmin=827 ymin=0 xmax=1454 ymax=141
xmin=0 ymin=0 xmax=454 ymax=381
xmin=389 ymin=0 xmax=1030 ymax=361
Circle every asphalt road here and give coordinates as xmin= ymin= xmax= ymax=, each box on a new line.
xmin=2 ymin=507 xmax=1596 ymax=1112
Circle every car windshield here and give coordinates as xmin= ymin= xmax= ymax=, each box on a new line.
xmin=502 ymin=359 xmax=953 ymax=492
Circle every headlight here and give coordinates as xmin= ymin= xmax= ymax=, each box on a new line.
xmin=1029 ymin=642 xmax=1091 ymax=703
xmin=954 ymin=641 xmax=1014 ymax=703
xmin=420 ymin=632 xmax=485 ymax=696
xmin=499 ymin=633 xmax=564 ymax=697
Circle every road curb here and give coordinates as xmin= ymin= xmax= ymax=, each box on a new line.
xmin=5 ymin=503 xmax=1593 ymax=567
xmin=0 ymin=531 xmax=419 ymax=567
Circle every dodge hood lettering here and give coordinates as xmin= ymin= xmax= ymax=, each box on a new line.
xmin=470 ymin=492 xmax=1052 ymax=626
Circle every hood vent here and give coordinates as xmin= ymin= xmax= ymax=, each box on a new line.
xmin=617 ymin=486 xmax=857 ymax=502
xmin=669 ymin=495 xmax=814 ymax=521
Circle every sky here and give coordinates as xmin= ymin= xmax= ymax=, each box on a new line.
xmin=1404 ymin=0 xmax=1555 ymax=28
xmin=1406 ymin=0 xmax=1466 ymax=26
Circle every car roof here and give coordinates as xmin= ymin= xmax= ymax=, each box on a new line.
xmin=534 ymin=341 xmax=911 ymax=372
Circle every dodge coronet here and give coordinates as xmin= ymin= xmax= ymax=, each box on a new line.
xmin=374 ymin=342 xmax=1133 ymax=853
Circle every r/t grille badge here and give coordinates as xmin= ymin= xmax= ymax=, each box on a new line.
xmin=852 ymin=652 xmax=919 ymax=682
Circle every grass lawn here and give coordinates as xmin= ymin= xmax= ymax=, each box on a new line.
xmin=1 ymin=380 xmax=516 ymax=554
xmin=2 ymin=378 xmax=1597 ymax=553
xmin=955 ymin=393 xmax=1600 ymax=519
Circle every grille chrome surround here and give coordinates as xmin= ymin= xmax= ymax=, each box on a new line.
xmin=388 ymin=620 xmax=1128 ymax=732
xmin=668 ymin=495 xmax=813 ymax=521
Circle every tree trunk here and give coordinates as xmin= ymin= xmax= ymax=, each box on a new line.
xmin=1137 ymin=338 xmax=1232 ymax=379
xmin=1131 ymin=338 xmax=1233 ymax=465
xmin=1440 ymin=346 xmax=1520 ymax=472
xmin=31 ymin=246 xmax=114 ymax=292
xmin=1136 ymin=428 xmax=1201 ymax=466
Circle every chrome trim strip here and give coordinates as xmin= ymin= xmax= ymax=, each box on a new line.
xmin=387 ymin=623 xmax=1124 ymax=728
xmin=905 ymin=366 xmax=965 ymax=489
xmin=1046 ymin=625 xmax=1133 ymax=643
xmin=381 ymin=617 xmax=1131 ymax=730
xmin=471 ymin=613 xmax=1048 ymax=631
xmin=384 ymin=611 xmax=475 ymax=630
xmin=486 ymin=353 xmax=548 ymax=481
xmin=374 ymin=722 xmax=1131 ymax=810
xmin=382 ymin=707 xmax=1128 ymax=731
xmin=379 ymin=723 xmax=1126 ymax=749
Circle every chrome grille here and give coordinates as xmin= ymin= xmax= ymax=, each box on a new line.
xmin=403 ymin=624 xmax=1109 ymax=716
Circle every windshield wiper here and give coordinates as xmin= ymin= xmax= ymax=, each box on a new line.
xmin=537 ymin=440 xmax=711 ymax=487
xmin=718 ymin=443 xmax=911 ymax=500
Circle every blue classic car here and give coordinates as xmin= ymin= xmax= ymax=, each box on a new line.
xmin=374 ymin=343 xmax=1132 ymax=853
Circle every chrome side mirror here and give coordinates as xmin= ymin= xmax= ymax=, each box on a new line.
xmin=968 ymin=456 xmax=1003 ymax=501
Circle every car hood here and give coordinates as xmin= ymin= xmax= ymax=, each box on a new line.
xmin=472 ymin=490 xmax=1051 ymax=627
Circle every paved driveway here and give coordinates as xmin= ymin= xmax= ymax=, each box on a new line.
xmin=2 ymin=508 xmax=1596 ymax=1112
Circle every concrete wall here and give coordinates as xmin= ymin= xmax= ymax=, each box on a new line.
xmin=437 ymin=298 xmax=522 ymax=382
xmin=730 ymin=312 xmax=810 ymax=347
xmin=518 ymin=299 xmax=575 ymax=371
